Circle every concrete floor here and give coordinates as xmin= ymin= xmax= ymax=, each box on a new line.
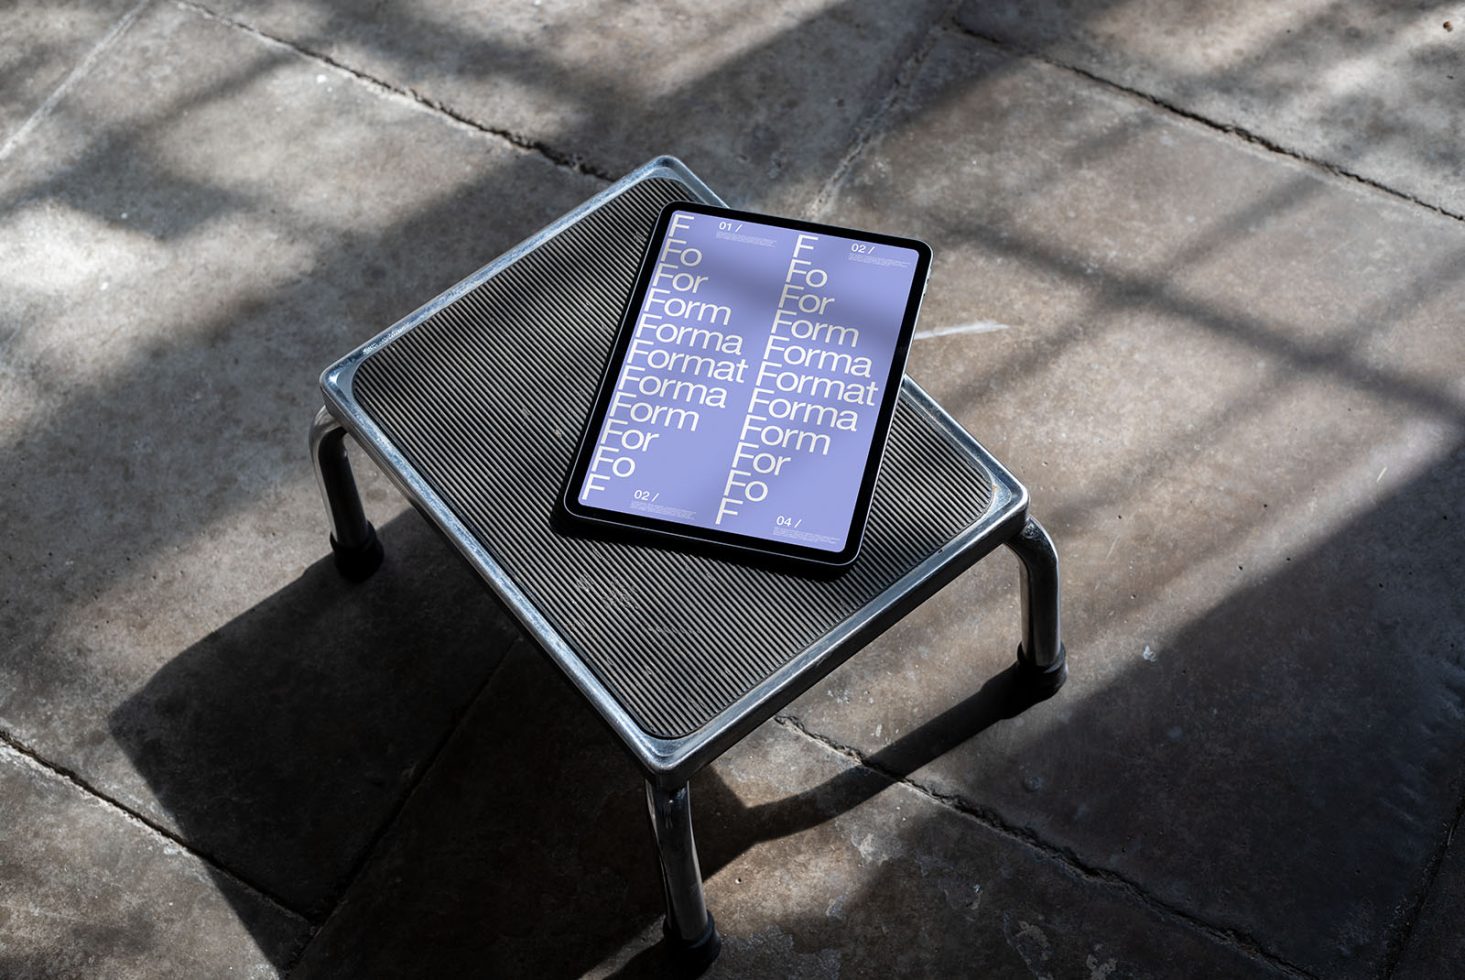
xmin=2 ymin=2 xmax=1463 ymax=977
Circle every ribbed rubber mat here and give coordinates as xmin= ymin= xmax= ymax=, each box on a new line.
xmin=352 ymin=177 xmax=994 ymax=739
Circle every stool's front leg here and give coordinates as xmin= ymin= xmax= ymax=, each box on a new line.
xmin=309 ymin=406 xmax=384 ymax=581
xmin=1007 ymin=516 xmax=1068 ymax=696
xmin=645 ymin=781 xmax=721 ymax=971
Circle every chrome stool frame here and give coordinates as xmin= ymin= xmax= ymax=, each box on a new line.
xmin=309 ymin=157 xmax=1065 ymax=970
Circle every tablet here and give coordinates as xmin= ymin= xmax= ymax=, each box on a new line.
xmin=561 ymin=201 xmax=932 ymax=568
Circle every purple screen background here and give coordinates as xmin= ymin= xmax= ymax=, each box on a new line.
xmin=577 ymin=209 xmax=920 ymax=552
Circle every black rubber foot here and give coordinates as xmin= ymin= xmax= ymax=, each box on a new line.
xmin=1016 ymin=644 xmax=1068 ymax=699
xmin=330 ymin=523 xmax=384 ymax=582
xmin=663 ymin=913 xmax=721 ymax=975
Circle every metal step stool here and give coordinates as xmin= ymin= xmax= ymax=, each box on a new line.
xmin=309 ymin=156 xmax=1067 ymax=970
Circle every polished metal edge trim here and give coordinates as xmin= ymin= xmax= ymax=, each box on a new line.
xmin=318 ymin=156 xmax=1027 ymax=780
xmin=320 ymin=156 xmax=721 ymax=394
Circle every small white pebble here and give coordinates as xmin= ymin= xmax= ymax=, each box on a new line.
xmin=1141 ymin=645 xmax=1157 ymax=662
xmin=119 ymin=211 xmax=128 ymax=219
xmin=316 ymin=73 xmax=327 ymax=84
xmin=100 ymin=281 xmax=109 ymax=291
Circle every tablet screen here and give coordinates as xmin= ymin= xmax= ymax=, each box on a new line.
xmin=564 ymin=202 xmax=929 ymax=566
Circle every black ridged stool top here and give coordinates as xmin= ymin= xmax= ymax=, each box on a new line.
xmin=348 ymin=174 xmax=1000 ymax=740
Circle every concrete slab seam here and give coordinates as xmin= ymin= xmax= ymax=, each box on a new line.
xmin=283 ymin=637 xmax=531 ymax=973
xmin=0 ymin=0 xmax=155 ymax=163
xmin=1382 ymin=776 xmax=1465 ymax=977
xmin=772 ymin=713 xmax=1314 ymax=980
xmin=0 ymin=728 xmax=314 ymax=954
xmin=174 ymin=0 xmax=617 ymax=183
xmin=948 ymin=22 xmax=1465 ymax=226
xmin=807 ymin=0 xmax=964 ymax=221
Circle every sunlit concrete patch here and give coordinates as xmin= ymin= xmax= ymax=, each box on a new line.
xmin=0 ymin=0 xmax=145 ymax=155
xmin=791 ymin=28 xmax=1465 ymax=979
xmin=0 ymin=741 xmax=304 ymax=979
xmin=0 ymin=0 xmax=598 ymax=935
xmin=958 ymin=0 xmax=1465 ymax=216
xmin=915 ymin=319 xmax=1013 ymax=340
xmin=199 ymin=0 xmax=952 ymax=209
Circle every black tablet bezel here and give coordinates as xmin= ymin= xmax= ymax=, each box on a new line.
xmin=560 ymin=200 xmax=932 ymax=569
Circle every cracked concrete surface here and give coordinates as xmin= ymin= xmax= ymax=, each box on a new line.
xmin=795 ymin=27 xmax=1465 ymax=978
xmin=956 ymin=1 xmax=1465 ymax=220
xmin=2 ymin=0 xmax=1464 ymax=977
xmin=0 ymin=740 xmax=305 ymax=978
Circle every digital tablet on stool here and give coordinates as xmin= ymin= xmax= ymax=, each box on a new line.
xmin=562 ymin=201 xmax=932 ymax=570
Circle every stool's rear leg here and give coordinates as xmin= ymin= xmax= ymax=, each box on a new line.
xmin=645 ymin=781 xmax=721 ymax=971
xmin=309 ymin=407 xmax=384 ymax=581
xmin=1008 ymin=516 xmax=1068 ymax=696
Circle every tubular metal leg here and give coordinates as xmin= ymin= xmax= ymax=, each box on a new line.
xmin=1007 ymin=516 xmax=1068 ymax=696
xmin=309 ymin=406 xmax=384 ymax=581
xmin=645 ymin=781 xmax=721 ymax=970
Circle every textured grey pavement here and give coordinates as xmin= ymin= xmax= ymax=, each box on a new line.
xmin=793 ymin=29 xmax=1465 ymax=980
xmin=2 ymin=1 xmax=1463 ymax=977
xmin=956 ymin=2 xmax=1465 ymax=218
xmin=0 ymin=740 xmax=305 ymax=978
xmin=293 ymin=646 xmax=1278 ymax=979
